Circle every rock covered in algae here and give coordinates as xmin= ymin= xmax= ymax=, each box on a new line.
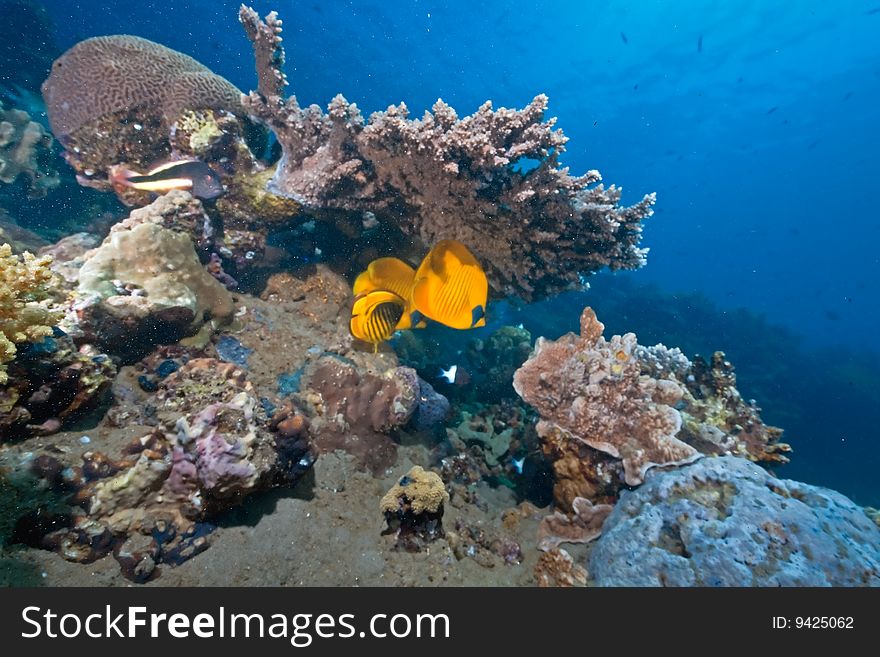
xmin=380 ymin=465 xmax=449 ymax=551
xmin=589 ymin=456 xmax=880 ymax=586
xmin=27 ymin=358 xmax=314 ymax=582
xmin=74 ymin=212 xmax=234 ymax=359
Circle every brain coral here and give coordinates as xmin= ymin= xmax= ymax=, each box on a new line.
xmin=41 ymin=35 xmax=243 ymax=139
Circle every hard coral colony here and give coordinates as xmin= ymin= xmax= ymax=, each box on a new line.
xmin=0 ymin=2 xmax=874 ymax=590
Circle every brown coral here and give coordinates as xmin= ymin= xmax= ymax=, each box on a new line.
xmin=537 ymin=496 xmax=613 ymax=551
xmin=534 ymin=548 xmax=588 ymax=587
xmin=513 ymin=307 xmax=700 ymax=488
xmin=239 ymin=6 xmax=654 ymax=301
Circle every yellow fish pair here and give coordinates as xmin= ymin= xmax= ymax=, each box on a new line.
xmin=350 ymin=239 xmax=488 ymax=349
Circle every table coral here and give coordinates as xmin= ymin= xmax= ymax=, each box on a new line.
xmin=589 ymin=456 xmax=880 ymax=586
xmin=239 ymin=6 xmax=654 ymax=300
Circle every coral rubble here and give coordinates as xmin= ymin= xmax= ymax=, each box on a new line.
xmin=22 ymin=358 xmax=313 ymax=581
xmin=589 ymin=456 xmax=880 ymax=586
xmin=380 ymin=465 xmax=449 ymax=551
xmin=534 ymin=548 xmax=587 ymax=587
xmin=239 ymin=6 xmax=654 ymax=300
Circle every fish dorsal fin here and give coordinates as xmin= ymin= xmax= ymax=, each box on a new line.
xmin=412 ymin=240 xmax=488 ymax=329
xmin=146 ymin=158 xmax=201 ymax=176
xmin=353 ymin=257 xmax=416 ymax=300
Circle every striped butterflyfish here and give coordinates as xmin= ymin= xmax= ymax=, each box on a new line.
xmin=411 ymin=239 xmax=488 ymax=330
xmin=352 ymin=257 xmax=425 ymax=329
xmin=349 ymin=289 xmax=407 ymax=351
xmin=109 ymin=159 xmax=224 ymax=199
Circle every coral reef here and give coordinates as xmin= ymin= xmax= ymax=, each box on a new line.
xmin=465 ymin=325 xmax=533 ymax=402
xmin=380 ymin=465 xmax=448 ymax=551
xmin=513 ymin=306 xmax=789 ymax=509
xmin=676 ymin=351 xmax=791 ymax=463
xmin=39 ymin=33 xmax=283 ymax=237
xmin=72 ymin=201 xmax=234 ymax=359
xmin=21 ymin=358 xmax=313 ymax=581
xmin=239 ymin=6 xmax=654 ymax=300
xmin=0 ymin=328 xmax=115 ymax=438
xmin=0 ymin=242 xmax=60 ymax=383
xmin=589 ymin=456 xmax=880 ymax=586
xmin=537 ymin=497 xmax=612 ymax=551
xmin=0 ymin=101 xmax=58 ymax=198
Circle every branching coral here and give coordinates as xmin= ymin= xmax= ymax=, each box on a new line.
xmin=0 ymin=243 xmax=60 ymax=383
xmin=239 ymin=6 xmax=654 ymax=300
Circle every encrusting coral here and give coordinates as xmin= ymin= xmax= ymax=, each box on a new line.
xmin=239 ymin=6 xmax=654 ymax=300
xmin=0 ymin=243 xmax=61 ymax=383
xmin=513 ymin=306 xmax=700 ymax=490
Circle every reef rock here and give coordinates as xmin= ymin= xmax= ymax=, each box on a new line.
xmin=304 ymin=358 xmax=419 ymax=473
xmin=73 ymin=209 xmax=234 ymax=359
xmin=589 ymin=456 xmax=880 ymax=587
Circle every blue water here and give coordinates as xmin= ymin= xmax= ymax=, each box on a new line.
xmin=22 ymin=0 xmax=880 ymax=503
